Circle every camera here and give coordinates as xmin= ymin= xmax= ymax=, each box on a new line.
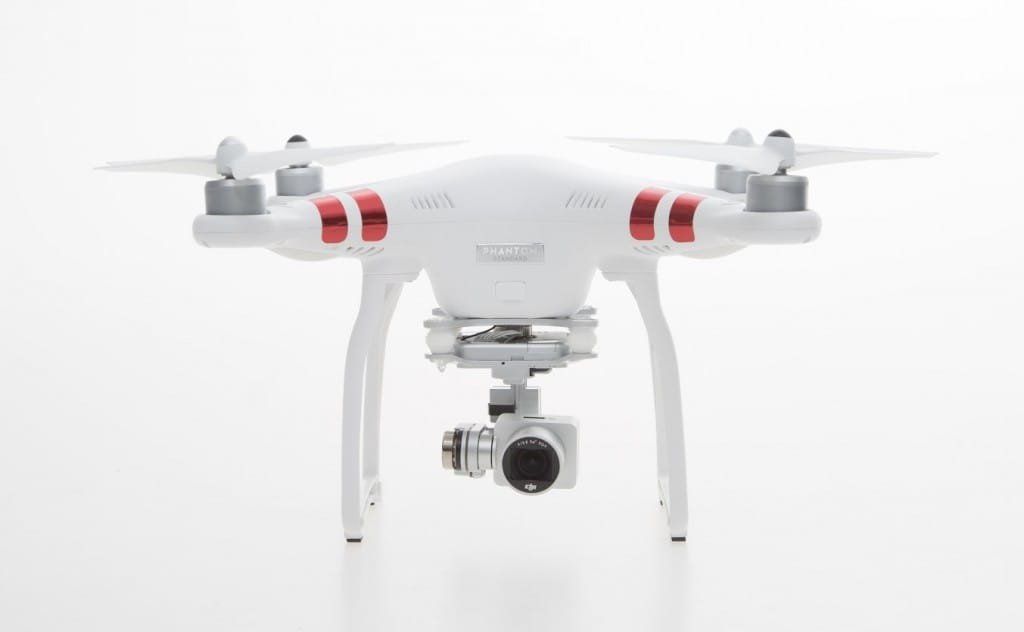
xmin=442 ymin=414 xmax=578 ymax=494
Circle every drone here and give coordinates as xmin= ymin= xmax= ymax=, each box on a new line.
xmin=102 ymin=129 xmax=933 ymax=542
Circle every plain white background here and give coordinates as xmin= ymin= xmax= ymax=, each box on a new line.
xmin=1 ymin=1 xmax=1021 ymax=630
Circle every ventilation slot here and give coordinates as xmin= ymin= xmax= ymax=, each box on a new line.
xmin=411 ymin=192 xmax=454 ymax=209
xmin=565 ymin=191 xmax=607 ymax=209
xmin=633 ymin=245 xmax=671 ymax=256
xmin=345 ymin=245 xmax=385 ymax=258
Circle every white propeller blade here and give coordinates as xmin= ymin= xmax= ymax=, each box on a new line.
xmin=229 ymin=141 xmax=463 ymax=178
xmin=101 ymin=156 xmax=221 ymax=178
xmin=571 ymin=136 xmax=783 ymax=174
xmin=100 ymin=139 xmax=464 ymax=178
xmin=792 ymin=143 xmax=936 ymax=169
xmin=572 ymin=134 xmax=934 ymax=174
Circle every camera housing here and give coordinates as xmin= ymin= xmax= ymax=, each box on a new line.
xmin=494 ymin=414 xmax=578 ymax=494
xmin=442 ymin=413 xmax=579 ymax=495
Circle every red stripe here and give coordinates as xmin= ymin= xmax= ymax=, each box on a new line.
xmin=349 ymin=188 xmax=388 ymax=242
xmin=311 ymin=195 xmax=348 ymax=244
xmin=668 ymin=193 xmax=703 ymax=243
xmin=630 ymin=187 xmax=668 ymax=240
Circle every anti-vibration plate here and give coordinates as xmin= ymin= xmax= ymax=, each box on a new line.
xmin=424 ymin=307 xmax=598 ymax=378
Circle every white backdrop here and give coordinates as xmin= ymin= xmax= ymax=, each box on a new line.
xmin=1 ymin=1 xmax=1021 ymax=630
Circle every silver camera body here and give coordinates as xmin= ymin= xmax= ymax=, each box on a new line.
xmin=443 ymin=413 xmax=579 ymax=495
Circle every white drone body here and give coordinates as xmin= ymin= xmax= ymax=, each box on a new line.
xmin=104 ymin=130 xmax=932 ymax=541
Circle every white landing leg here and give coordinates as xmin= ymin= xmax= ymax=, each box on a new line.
xmin=608 ymin=265 xmax=689 ymax=541
xmin=342 ymin=274 xmax=407 ymax=542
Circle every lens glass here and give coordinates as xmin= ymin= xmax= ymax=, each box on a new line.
xmin=515 ymin=449 xmax=550 ymax=479
xmin=501 ymin=436 xmax=560 ymax=493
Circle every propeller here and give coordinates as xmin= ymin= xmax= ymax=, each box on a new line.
xmin=100 ymin=136 xmax=464 ymax=179
xmin=572 ymin=129 xmax=935 ymax=174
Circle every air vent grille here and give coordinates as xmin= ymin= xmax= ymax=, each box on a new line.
xmin=633 ymin=245 xmax=672 ymax=256
xmin=411 ymin=192 xmax=455 ymax=209
xmin=565 ymin=191 xmax=607 ymax=209
xmin=346 ymin=246 xmax=385 ymax=258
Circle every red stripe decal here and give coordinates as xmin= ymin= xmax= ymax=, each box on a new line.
xmin=630 ymin=187 xmax=669 ymax=240
xmin=668 ymin=193 xmax=703 ymax=243
xmin=311 ymin=195 xmax=348 ymax=244
xmin=349 ymin=188 xmax=388 ymax=242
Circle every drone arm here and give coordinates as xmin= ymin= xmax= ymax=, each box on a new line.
xmin=697 ymin=204 xmax=821 ymax=246
xmin=192 ymin=204 xmax=320 ymax=249
xmin=614 ymin=186 xmax=821 ymax=257
xmin=192 ymin=194 xmax=391 ymax=259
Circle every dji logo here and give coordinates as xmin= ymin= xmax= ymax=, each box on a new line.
xmin=524 ymin=483 xmax=538 ymax=492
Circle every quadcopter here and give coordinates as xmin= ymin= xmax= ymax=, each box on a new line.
xmin=102 ymin=129 xmax=932 ymax=541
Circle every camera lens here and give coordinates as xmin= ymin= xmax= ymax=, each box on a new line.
xmin=501 ymin=435 xmax=561 ymax=494
xmin=515 ymin=449 xmax=550 ymax=479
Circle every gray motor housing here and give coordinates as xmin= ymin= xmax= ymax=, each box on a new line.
xmin=715 ymin=164 xmax=756 ymax=194
xmin=744 ymin=174 xmax=809 ymax=212
xmin=275 ymin=165 xmax=324 ymax=196
xmin=204 ymin=178 xmax=267 ymax=215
